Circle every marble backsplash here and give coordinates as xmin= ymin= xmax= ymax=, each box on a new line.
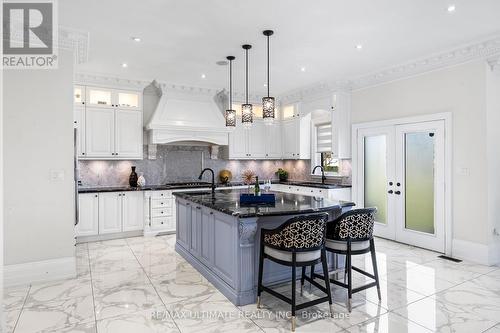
xmin=78 ymin=145 xmax=351 ymax=187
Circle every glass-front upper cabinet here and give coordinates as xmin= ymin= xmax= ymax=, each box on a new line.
xmin=74 ymin=85 xmax=85 ymax=105
xmin=86 ymin=87 xmax=113 ymax=108
xmin=116 ymin=90 xmax=142 ymax=110
xmin=282 ymin=104 xmax=296 ymax=119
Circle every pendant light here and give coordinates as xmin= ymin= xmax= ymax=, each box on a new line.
xmin=262 ymin=30 xmax=275 ymax=125
xmin=241 ymin=44 xmax=253 ymax=128
xmin=225 ymin=56 xmax=236 ymax=128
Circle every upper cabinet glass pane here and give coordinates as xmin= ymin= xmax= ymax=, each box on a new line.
xmin=88 ymin=89 xmax=112 ymax=106
xmin=117 ymin=92 xmax=140 ymax=108
xmin=282 ymin=105 xmax=295 ymax=119
xmin=74 ymin=87 xmax=83 ymax=104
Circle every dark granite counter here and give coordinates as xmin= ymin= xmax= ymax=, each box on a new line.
xmin=173 ymin=188 xmax=355 ymax=218
xmin=278 ymin=181 xmax=352 ymax=189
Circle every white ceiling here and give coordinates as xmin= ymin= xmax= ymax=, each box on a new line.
xmin=61 ymin=0 xmax=500 ymax=96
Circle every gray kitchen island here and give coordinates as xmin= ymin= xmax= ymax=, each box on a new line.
xmin=173 ymin=188 xmax=355 ymax=306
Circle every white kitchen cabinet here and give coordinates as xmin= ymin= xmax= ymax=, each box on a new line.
xmin=229 ymin=119 xmax=282 ymax=159
xmin=84 ymin=107 xmax=142 ymax=159
xmin=265 ymin=122 xmax=282 ymax=158
xmin=281 ymin=104 xmax=311 ymax=160
xmin=85 ymin=107 xmax=115 ymax=158
xmin=331 ymin=91 xmax=351 ymax=159
xmin=248 ymin=120 xmax=267 ymax=158
xmin=74 ymin=85 xmax=86 ymax=106
xmin=98 ymin=192 xmax=122 ymax=234
xmin=228 ymin=119 xmax=248 ymax=159
xmin=115 ymin=89 xmax=142 ymax=110
xmin=74 ymin=106 xmax=86 ymax=158
xmin=76 ymin=193 xmax=99 ymax=236
xmin=144 ymin=190 xmax=176 ymax=236
xmin=121 ymin=191 xmax=144 ymax=231
xmin=115 ymin=109 xmax=143 ymax=158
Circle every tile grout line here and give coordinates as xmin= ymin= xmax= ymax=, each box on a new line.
xmin=85 ymin=242 xmax=99 ymax=331
xmin=11 ymin=284 xmax=31 ymax=333
xmin=125 ymin=236 xmax=184 ymax=333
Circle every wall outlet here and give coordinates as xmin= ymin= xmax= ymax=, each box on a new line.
xmin=49 ymin=169 xmax=65 ymax=182
xmin=456 ymin=167 xmax=470 ymax=176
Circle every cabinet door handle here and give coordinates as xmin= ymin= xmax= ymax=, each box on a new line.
xmin=209 ymin=212 xmax=213 ymax=215
xmin=196 ymin=206 xmax=201 ymax=209
xmin=94 ymin=194 xmax=98 ymax=198
xmin=395 ymin=191 xmax=401 ymax=195
xmin=388 ymin=190 xmax=394 ymax=194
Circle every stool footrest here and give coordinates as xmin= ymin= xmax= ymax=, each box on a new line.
xmin=352 ymin=266 xmax=375 ymax=279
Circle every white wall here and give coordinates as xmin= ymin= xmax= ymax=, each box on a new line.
xmin=485 ymin=63 xmax=500 ymax=259
xmin=351 ymin=61 xmax=489 ymax=246
xmin=3 ymin=50 xmax=76 ymax=282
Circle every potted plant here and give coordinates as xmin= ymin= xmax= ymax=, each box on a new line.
xmin=276 ymin=168 xmax=289 ymax=182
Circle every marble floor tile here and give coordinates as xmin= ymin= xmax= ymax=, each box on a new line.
xmin=93 ymin=282 xmax=164 ymax=320
xmin=26 ymin=277 xmax=93 ymax=304
xmin=91 ymin=268 xmax=151 ymax=293
xmin=346 ymin=312 xmax=433 ymax=333
xmin=3 ymin=284 xmax=30 ymax=311
xmin=87 ymin=238 xmax=128 ymax=250
xmin=484 ymin=324 xmax=500 ymax=333
xmin=432 ymin=278 xmax=500 ymax=323
xmin=404 ymin=259 xmax=491 ymax=284
xmin=153 ymin=276 xmax=218 ymax=306
xmin=16 ymin=296 xmax=95 ymax=333
xmin=393 ymin=295 xmax=498 ymax=332
xmin=96 ymin=309 xmax=180 ymax=333
xmin=89 ymin=257 xmax=142 ymax=274
xmin=380 ymin=268 xmax=456 ymax=296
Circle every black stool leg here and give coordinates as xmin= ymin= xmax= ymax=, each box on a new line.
xmin=370 ymin=239 xmax=381 ymax=300
xmin=257 ymin=243 xmax=264 ymax=309
xmin=321 ymin=249 xmax=334 ymax=317
xmin=346 ymin=241 xmax=352 ymax=312
xmin=291 ymin=253 xmax=297 ymax=331
xmin=300 ymin=266 xmax=306 ymax=296
xmin=309 ymin=264 xmax=315 ymax=290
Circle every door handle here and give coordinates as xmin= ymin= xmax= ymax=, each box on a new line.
xmin=388 ymin=190 xmax=394 ymax=194
xmin=395 ymin=191 xmax=401 ymax=195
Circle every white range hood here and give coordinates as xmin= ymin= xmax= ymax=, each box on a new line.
xmin=146 ymin=82 xmax=229 ymax=145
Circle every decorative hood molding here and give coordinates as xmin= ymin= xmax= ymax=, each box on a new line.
xmin=146 ymin=81 xmax=230 ymax=146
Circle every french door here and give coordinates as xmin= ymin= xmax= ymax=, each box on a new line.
xmin=356 ymin=120 xmax=446 ymax=253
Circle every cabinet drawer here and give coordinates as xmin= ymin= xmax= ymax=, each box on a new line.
xmin=151 ymin=207 xmax=173 ymax=217
xmin=151 ymin=198 xmax=173 ymax=209
xmin=151 ymin=191 xmax=172 ymax=199
xmin=151 ymin=217 xmax=175 ymax=231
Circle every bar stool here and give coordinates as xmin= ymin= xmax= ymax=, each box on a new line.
xmin=309 ymin=208 xmax=380 ymax=312
xmin=257 ymin=213 xmax=333 ymax=332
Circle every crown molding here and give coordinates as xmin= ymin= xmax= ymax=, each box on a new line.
xmin=6 ymin=22 xmax=89 ymax=64
xmin=350 ymin=35 xmax=500 ymax=90
xmin=278 ymin=34 xmax=500 ymax=100
xmin=488 ymin=56 xmax=500 ymax=75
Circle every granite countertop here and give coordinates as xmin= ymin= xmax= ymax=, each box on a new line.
xmin=77 ymin=180 xmax=352 ymax=193
xmin=173 ymin=188 xmax=355 ymax=218
xmin=278 ymin=181 xmax=352 ymax=189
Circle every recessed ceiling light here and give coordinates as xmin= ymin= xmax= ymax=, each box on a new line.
xmin=201 ymin=74 xmax=206 ymax=79
xmin=121 ymin=63 xmax=128 ymax=68
xmin=356 ymin=44 xmax=363 ymax=50
xmin=300 ymin=67 xmax=306 ymax=72
xmin=447 ymin=5 xmax=456 ymax=12
xmin=131 ymin=37 xmax=141 ymax=42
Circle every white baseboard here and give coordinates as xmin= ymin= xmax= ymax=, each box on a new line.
xmin=452 ymin=239 xmax=499 ymax=266
xmin=488 ymin=241 xmax=500 ymax=266
xmin=4 ymin=256 xmax=76 ymax=288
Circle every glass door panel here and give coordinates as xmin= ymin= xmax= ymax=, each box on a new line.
xmin=117 ymin=92 xmax=140 ymax=109
xmin=404 ymin=132 xmax=435 ymax=234
xmin=87 ymin=88 xmax=112 ymax=107
xmin=364 ymin=135 xmax=388 ymax=224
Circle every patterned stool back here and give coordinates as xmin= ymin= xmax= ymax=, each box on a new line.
xmin=262 ymin=213 xmax=328 ymax=252
xmin=327 ymin=208 xmax=377 ymax=241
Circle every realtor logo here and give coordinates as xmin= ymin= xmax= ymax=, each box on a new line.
xmin=2 ymin=0 xmax=58 ymax=68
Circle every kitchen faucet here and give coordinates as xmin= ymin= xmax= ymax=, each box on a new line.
xmin=312 ymin=165 xmax=326 ymax=184
xmin=198 ymin=168 xmax=216 ymax=195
